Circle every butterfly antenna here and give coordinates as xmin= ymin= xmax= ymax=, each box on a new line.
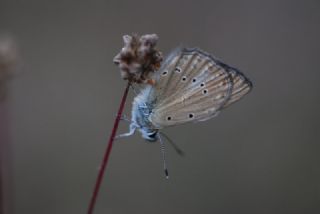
xmin=158 ymin=134 xmax=169 ymax=179
xmin=160 ymin=132 xmax=185 ymax=156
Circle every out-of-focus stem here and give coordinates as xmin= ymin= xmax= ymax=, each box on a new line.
xmin=0 ymin=36 xmax=16 ymax=214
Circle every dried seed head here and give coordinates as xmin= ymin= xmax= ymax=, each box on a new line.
xmin=113 ymin=33 xmax=163 ymax=84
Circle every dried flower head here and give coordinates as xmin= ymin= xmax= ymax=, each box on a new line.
xmin=113 ymin=34 xmax=163 ymax=84
xmin=0 ymin=37 xmax=18 ymax=100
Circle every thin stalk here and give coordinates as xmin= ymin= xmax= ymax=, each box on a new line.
xmin=87 ymin=81 xmax=130 ymax=214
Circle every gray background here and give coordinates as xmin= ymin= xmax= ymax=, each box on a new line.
xmin=1 ymin=0 xmax=320 ymax=213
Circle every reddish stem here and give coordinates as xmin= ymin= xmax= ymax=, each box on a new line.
xmin=87 ymin=82 xmax=131 ymax=214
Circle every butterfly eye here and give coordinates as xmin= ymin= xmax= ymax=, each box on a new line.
xmin=202 ymin=89 xmax=208 ymax=94
xmin=182 ymin=76 xmax=187 ymax=82
xmin=175 ymin=67 xmax=181 ymax=73
xmin=167 ymin=116 xmax=172 ymax=121
xmin=162 ymin=71 xmax=168 ymax=76
xmin=188 ymin=113 xmax=194 ymax=118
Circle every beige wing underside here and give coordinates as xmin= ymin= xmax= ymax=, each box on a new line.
xmin=148 ymin=48 xmax=252 ymax=128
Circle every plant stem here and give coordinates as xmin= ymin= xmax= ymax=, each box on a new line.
xmin=87 ymin=81 xmax=130 ymax=214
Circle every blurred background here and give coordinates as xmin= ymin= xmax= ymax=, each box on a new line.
xmin=0 ymin=0 xmax=319 ymax=213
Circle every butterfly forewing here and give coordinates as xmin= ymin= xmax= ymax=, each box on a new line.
xmin=155 ymin=49 xmax=219 ymax=107
xmin=156 ymin=66 xmax=233 ymax=114
xmin=147 ymin=48 xmax=252 ymax=128
xmin=149 ymin=49 xmax=229 ymax=127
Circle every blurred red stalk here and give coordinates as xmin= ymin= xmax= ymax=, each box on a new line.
xmin=87 ymin=82 xmax=130 ymax=214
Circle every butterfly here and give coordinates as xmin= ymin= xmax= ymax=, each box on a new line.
xmin=117 ymin=47 xmax=252 ymax=178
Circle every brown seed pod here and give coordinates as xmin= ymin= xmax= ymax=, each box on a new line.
xmin=113 ymin=34 xmax=163 ymax=84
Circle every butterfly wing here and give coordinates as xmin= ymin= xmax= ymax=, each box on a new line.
xmin=148 ymin=48 xmax=252 ymax=128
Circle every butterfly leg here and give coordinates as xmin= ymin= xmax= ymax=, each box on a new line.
xmin=115 ymin=123 xmax=137 ymax=139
